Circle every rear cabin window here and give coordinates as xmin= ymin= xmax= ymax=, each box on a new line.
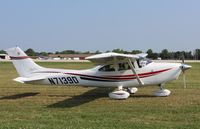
xmin=99 ymin=64 xmax=115 ymax=72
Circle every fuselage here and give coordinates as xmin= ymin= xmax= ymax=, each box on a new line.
xmin=28 ymin=61 xmax=182 ymax=88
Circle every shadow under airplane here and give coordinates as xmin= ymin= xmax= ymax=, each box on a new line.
xmin=131 ymin=94 xmax=157 ymax=98
xmin=47 ymin=88 xmax=113 ymax=108
xmin=0 ymin=92 xmax=39 ymax=100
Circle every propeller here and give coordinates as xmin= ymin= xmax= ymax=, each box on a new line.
xmin=180 ymin=54 xmax=191 ymax=88
xmin=183 ymin=68 xmax=186 ymax=89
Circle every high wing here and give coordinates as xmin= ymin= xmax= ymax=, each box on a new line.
xmin=86 ymin=52 xmax=147 ymax=86
xmin=86 ymin=52 xmax=147 ymax=64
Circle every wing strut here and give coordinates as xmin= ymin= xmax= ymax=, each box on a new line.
xmin=127 ymin=58 xmax=144 ymax=86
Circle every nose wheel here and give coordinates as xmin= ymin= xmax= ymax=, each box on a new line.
xmin=154 ymin=84 xmax=171 ymax=97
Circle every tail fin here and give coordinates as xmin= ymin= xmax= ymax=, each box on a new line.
xmin=5 ymin=47 xmax=43 ymax=77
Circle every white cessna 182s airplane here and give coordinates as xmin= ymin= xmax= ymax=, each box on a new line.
xmin=6 ymin=47 xmax=191 ymax=99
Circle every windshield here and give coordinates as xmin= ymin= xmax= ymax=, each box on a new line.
xmin=137 ymin=58 xmax=152 ymax=68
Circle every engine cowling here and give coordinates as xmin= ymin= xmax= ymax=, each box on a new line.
xmin=109 ymin=90 xmax=130 ymax=99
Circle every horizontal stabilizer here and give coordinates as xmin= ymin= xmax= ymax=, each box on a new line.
xmin=13 ymin=76 xmax=46 ymax=83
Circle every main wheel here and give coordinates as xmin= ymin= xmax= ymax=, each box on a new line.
xmin=109 ymin=90 xmax=130 ymax=99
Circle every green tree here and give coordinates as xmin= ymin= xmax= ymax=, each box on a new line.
xmin=131 ymin=50 xmax=142 ymax=54
xmin=146 ymin=49 xmax=153 ymax=58
xmin=25 ymin=48 xmax=36 ymax=56
xmin=160 ymin=49 xmax=170 ymax=59
xmin=123 ymin=51 xmax=130 ymax=54
xmin=0 ymin=50 xmax=6 ymax=54
xmin=151 ymin=53 xmax=159 ymax=59
xmin=95 ymin=50 xmax=101 ymax=54
xmin=39 ymin=52 xmax=48 ymax=56
xmin=83 ymin=51 xmax=90 ymax=54
xmin=55 ymin=51 xmax=60 ymax=54
xmin=174 ymin=51 xmax=181 ymax=59
xmin=112 ymin=49 xmax=124 ymax=53
xmin=194 ymin=49 xmax=200 ymax=60
xmin=60 ymin=50 xmax=76 ymax=54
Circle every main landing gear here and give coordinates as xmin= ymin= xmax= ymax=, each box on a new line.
xmin=108 ymin=57 xmax=142 ymax=100
xmin=109 ymin=86 xmax=138 ymax=100
xmin=154 ymin=84 xmax=171 ymax=97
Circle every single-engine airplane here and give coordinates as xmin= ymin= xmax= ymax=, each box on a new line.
xmin=5 ymin=47 xmax=191 ymax=99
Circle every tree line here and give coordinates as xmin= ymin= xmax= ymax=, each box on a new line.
xmin=111 ymin=48 xmax=200 ymax=60
xmin=0 ymin=48 xmax=200 ymax=60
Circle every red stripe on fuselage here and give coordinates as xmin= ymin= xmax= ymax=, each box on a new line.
xmin=65 ymin=68 xmax=172 ymax=80
xmin=108 ymin=68 xmax=172 ymax=78
xmin=34 ymin=68 xmax=172 ymax=81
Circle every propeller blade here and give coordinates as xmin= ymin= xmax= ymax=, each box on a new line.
xmin=183 ymin=72 xmax=186 ymax=88
xmin=182 ymin=58 xmax=184 ymax=64
xmin=180 ymin=64 xmax=191 ymax=89
xmin=181 ymin=53 xmax=185 ymax=64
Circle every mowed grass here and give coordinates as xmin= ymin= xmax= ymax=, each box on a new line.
xmin=0 ymin=61 xmax=199 ymax=129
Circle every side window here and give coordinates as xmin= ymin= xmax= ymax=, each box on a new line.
xmin=99 ymin=64 xmax=115 ymax=72
xmin=118 ymin=62 xmax=132 ymax=71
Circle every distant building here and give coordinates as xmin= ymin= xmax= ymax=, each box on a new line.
xmin=157 ymin=57 xmax=162 ymax=60
xmin=48 ymin=54 xmax=94 ymax=60
xmin=0 ymin=54 xmax=10 ymax=60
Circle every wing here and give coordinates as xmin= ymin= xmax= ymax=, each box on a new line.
xmin=86 ymin=52 xmax=147 ymax=64
xmin=86 ymin=52 xmax=147 ymax=86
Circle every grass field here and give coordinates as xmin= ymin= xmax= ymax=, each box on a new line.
xmin=0 ymin=62 xmax=199 ymax=129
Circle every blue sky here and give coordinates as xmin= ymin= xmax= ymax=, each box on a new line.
xmin=0 ymin=0 xmax=200 ymax=52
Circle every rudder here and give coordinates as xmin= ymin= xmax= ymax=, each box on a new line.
xmin=5 ymin=47 xmax=43 ymax=77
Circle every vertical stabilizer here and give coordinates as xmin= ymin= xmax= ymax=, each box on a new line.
xmin=5 ymin=47 xmax=43 ymax=77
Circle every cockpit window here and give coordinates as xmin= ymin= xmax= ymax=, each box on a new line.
xmin=99 ymin=64 xmax=115 ymax=72
xmin=98 ymin=59 xmax=152 ymax=72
